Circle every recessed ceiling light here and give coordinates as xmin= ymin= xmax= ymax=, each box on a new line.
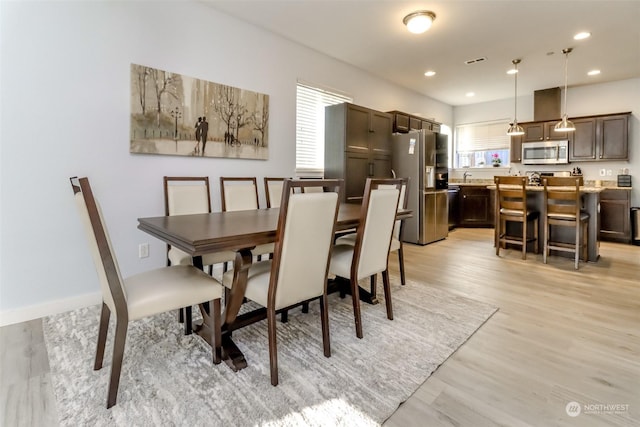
xmin=424 ymin=70 xmax=436 ymax=77
xmin=507 ymin=68 xmax=518 ymax=75
xmin=587 ymin=69 xmax=601 ymax=76
xmin=574 ymin=32 xmax=591 ymax=40
xmin=466 ymin=92 xmax=475 ymax=97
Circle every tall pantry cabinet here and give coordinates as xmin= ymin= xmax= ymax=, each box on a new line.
xmin=324 ymin=103 xmax=393 ymax=203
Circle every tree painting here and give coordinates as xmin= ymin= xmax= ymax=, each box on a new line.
xmin=130 ymin=63 xmax=269 ymax=160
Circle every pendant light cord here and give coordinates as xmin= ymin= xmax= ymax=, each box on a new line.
xmin=562 ymin=48 xmax=572 ymax=118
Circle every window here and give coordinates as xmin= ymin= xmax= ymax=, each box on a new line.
xmin=296 ymin=82 xmax=352 ymax=176
xmin=455 ymin=121 xmax=510 ymax=168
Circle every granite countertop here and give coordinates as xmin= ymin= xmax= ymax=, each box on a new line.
xmin=450 ymin=179 xmax=631 ymax=191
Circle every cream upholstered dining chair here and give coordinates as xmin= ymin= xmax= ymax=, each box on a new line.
xmin=164 ymin=176 xmax=236 ymax=270
xmin=70 ymin=177 xmax=222 ymax=408
xmin=543 ymin=176 xmax=589 ymax=269
xmin=494 ymin=175 xmax=539 ymax=260
xmin=222 ymin=179 xmax=342 ymax=385
xmin=329 ymin=178 xmax=403 ymax=339
xmin=335 ymin=178 xmax=409 ymax=286
xmin=220 ymin=176 xmax=274 ymax=259
xmin=264 ymin=177 xmax=287 ymax=208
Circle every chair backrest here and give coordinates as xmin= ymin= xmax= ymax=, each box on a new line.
xmin=268 ymin=179 xmax=342 ymax=310
xmin=70 ymin=177 xmax=127 ymax=320
xmin=352 ymin=178 xmax=403 ymax=279
xmin=164 ymin=176 xmax=211 ymax=216
xmin=264 ymin=177 xmax=287 ymax=208
xmin=543 ymin=176 xmax=583 ymax=219
xmin=494 ymin=175 xmax=527 ymax=213
xmin=220 ymin=177 xmax=259 ymax=212
xmin=379 ymin=177 xmax=409 ymax=240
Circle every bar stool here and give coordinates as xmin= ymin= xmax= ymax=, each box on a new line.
xmin=494 ymin=176 xmax=539 ymax=260
xmin=542 ymin=176 xmax=589 ymax=270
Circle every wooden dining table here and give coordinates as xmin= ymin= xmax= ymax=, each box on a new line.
xmin=138 ymin=203 xmax=411 ymax=372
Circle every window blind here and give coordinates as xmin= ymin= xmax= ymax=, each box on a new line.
xmin=456 ymin=121 xmax=510 ymax=152
xmin=296 ymin=83 xmax=352 ymax=174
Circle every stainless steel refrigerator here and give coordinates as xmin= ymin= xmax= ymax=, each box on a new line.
xmin=392 ymin=130 xmax=448 ymax=245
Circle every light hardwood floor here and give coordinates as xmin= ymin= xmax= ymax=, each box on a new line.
xmin=2 ymin=228 xmax=638 ymax=426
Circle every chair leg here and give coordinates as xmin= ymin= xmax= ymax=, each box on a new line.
xmin=94 ymin=303 xmax=110 ymax=370
xmin=397 ymin=245 xmax=406 ymax=286
xmin=522 ymin=219 xmax=527 ymax=260
xmin=382 ymin=269 xmax=393 ymax=320
xmin=496 ymin=217 xmax=502 ymax=256
xmin=319 ymin=294 xmax=331 ymax=357
xmin=267 ymin=307 xmax=278 ymax=386
xmin=350 ymin=278 xmax=363 ymax=339
xmin=582 ymin=221 xmax=588 ymax=262
xmin=184 ymin=306 xmax=192 ymax=335
xmin=533 ymin=218 xmax=539 ymax=254
xmin=106 ymin=319 xmax=128 ymax=409
xmin=575 ymin=219 xmax=580 ymax=270
xmin=543 ymin=220 xmax=549 ymax=264
xmin=212 ymin=299 xmax=222 ymax=364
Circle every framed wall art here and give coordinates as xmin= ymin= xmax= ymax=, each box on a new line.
xmin=130 ymin=63 xmax=269 ymax=160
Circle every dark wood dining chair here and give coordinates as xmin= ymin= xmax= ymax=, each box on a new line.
xmin=220 ymin=176 xmax=274 ymax=258
xmin=264 ymin=177 xmax=287 ymax=208
xmin=70 ymin=176 xmax=222 ymax=408
xmin=164 ymin=176 xmax=236 ymax=270
xmin=543 ymin=176 xmax=589 ymax=269
xmin=335 ymin=177 xmax=410 ymax=286
xmin=494 ymin=175 xmax=539 ymax=260
xmin=221 ymin=179 xmax=342 ymax=385
xmin=329 ymin=178 xmax=404 ymax=338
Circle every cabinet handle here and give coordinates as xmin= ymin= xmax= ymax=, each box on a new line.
xmin=369 ymin=162 xmax=374 ymax=176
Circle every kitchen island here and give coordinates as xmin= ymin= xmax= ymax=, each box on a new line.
xmin=487 ymin=184 xmax=605 ymax=262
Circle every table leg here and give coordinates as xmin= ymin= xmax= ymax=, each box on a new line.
xmin=195 ymin=248 xmax=253 ymax=371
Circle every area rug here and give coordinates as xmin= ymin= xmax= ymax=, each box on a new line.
xmin=44 ymin=277 xmax=497 ymax=426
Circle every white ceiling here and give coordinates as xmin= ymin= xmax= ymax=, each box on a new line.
xmin=204 ymin=0 xmax=640 ymax=106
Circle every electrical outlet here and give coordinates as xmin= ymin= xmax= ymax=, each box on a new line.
xmin=139 ymin=243 xmax=149 ymax=258
xmin=599 ymin=169 xmax=606 ymax=177
xmin=606 ymin=169 xmax=612 ymax=176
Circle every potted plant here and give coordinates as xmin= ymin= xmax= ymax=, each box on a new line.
xmin=492 ymin=153 xmax=501 ymax=167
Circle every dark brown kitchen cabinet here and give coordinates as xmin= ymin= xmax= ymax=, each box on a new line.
xmin=325 ymin=102 xmax=393 ymax=202
xmin=387 ymin=110 xmax=441 ymax=134
xmin=598 ymin=114 xmax=629 ymax=160
xmin=510 ymin=134 xmax=523 ymax=163
xmin=599 ymin=189 xmax=631 ymax=243
xmin=448 ymin=186 xmax=460 ymax=229
xmin=522 ymin=121 xmax=571 ymax=142
xmin=570 ymin=114 xmax=630 ymax=161
xmin=458 ymin=186 xmax=494 ymax=227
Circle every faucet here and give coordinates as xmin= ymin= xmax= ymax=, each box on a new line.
xmin=463 ymin=171 xmax=472 ymax=183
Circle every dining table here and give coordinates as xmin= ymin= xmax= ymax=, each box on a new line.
xmin=138 ymin=203 xmax=412 ymax=372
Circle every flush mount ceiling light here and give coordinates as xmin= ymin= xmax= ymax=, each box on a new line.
xmin=424 ymin=70 xmax=436 ymax=77
xmin=588 ymin=69 xmax=601 ymax=76
xmin=403 ymin=11 xmax=436 ymax=34
xmin=507 ymin=59 xmax=525 ymax=136
xmin=555 ymin=48 xmax=576 ymax=132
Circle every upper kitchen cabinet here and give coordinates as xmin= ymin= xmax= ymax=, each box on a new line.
xmin=510 ymin=134 xmax=523 ymax=163
xmin=569 ymin=113 xmax=630 ymax=161
xmin=522 ymin=121 xmax=571 ymax=142
xmin=325 ymin=103 xmax=393 ymax=202
xmin=387 ymin=110 xmax=441 ymax=134
xmin=341 ymin=103 xmax=392 ymax=155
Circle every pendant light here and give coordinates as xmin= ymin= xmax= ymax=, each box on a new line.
xmin=506 ymin=59 xmax=524 ymax=136
xmin=554 ymin=48 xmax=576 ymax=132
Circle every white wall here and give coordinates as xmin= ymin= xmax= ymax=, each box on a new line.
xmin=453 ymin=78 xmax=640 ymax=206
xmin=0 ymin=1 xmax=451 ymax=323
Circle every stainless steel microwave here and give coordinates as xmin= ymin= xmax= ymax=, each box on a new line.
xmin=522 ymin=140 xmax=569 ymax=165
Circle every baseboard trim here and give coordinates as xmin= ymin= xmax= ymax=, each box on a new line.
xmin=0 ymin=291 xmax=102 ymax=327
